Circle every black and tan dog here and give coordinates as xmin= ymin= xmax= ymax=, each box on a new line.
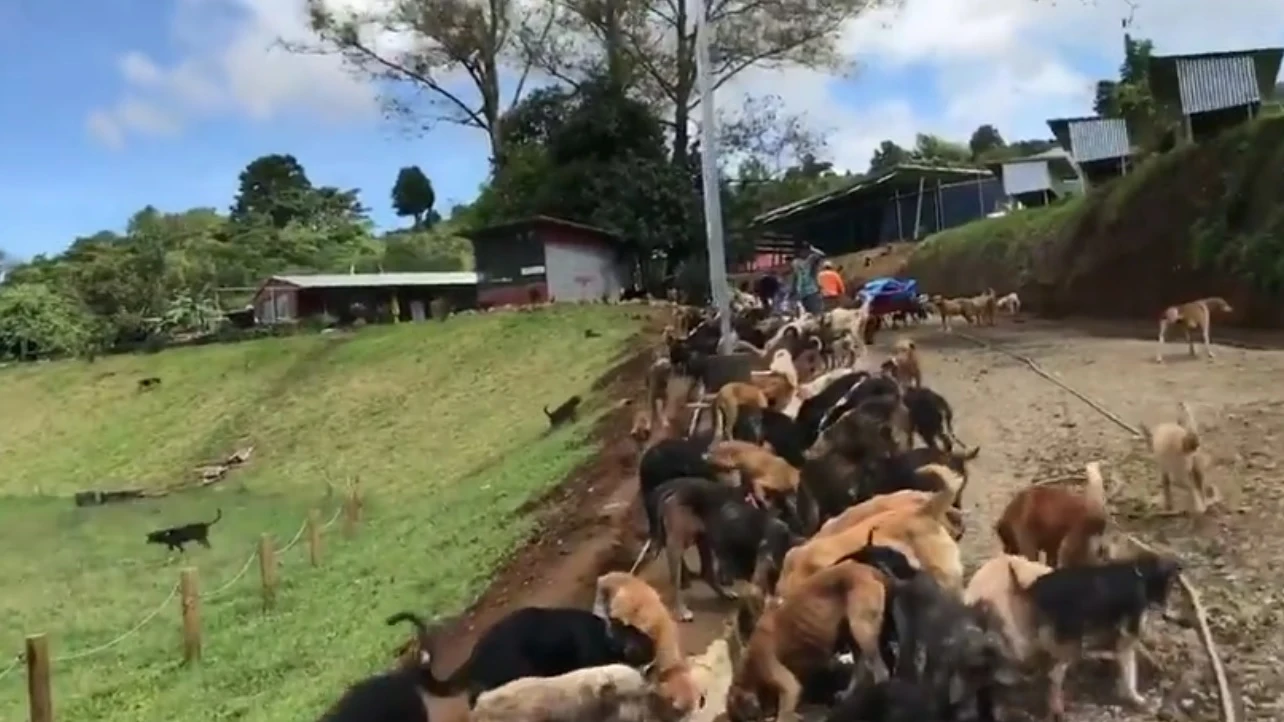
xmin=146 ymin=509 xmax=221 ymax=552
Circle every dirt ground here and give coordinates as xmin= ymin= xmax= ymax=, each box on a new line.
xmin=426 ymin=314 xmax=1284 ymax=722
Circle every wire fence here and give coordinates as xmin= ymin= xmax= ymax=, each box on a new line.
xmin=2 ymin=496 xmax=355 ymax=702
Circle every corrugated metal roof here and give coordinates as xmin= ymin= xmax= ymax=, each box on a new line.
xmin=1048 ymin=117 xmax=1130 ymax=163
xmin=1175 ymin=55 xmax=1260 ymax=114
xmin=270 ymin=272 xmax=479 ymax=288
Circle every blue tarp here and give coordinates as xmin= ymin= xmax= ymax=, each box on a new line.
xmin=857 ymin=277 xmax=918 ymax=302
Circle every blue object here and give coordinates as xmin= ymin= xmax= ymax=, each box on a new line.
xmin=857 ymin=277 xmax=918 ymax=303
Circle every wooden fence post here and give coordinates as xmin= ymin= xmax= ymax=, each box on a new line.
xmin=306 ymin=510 xmax=321 ymax=567
xmin=26 ymin=634 xmax=52 ymax=722
xmin=259 ymin=534 xmax=278 ymax=611
xmin=180 ymin=568 xmax=201 ymax=663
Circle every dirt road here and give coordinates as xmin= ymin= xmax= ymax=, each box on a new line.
xmin=915 ymin=319 xmax=1284 ymax=722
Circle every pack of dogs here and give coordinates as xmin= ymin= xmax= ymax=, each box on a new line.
xmin=315 ymin=292 xmax=1231 ymax=722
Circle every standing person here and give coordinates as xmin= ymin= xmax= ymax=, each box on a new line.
xmin=792 ymin=246 xmax=825 ymax=316
xmin=817 ymin=260 xmax=846 ymax=311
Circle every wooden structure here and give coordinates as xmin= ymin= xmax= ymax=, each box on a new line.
xmin=1046 ymin=116 xmax=1132 ymax=188
xmin=252 ymin=272 xmax=479 ymax=324
xmin=463 ymin=216 xmax=628 ymax=307
xmin=986 ymin=148 xmax=1081 ymax=208
xmin=1148 ymin=48 xmax=1284 ymax=142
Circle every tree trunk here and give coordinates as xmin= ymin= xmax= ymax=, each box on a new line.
xmin=671 ymin=0 xmax=692 ymax=165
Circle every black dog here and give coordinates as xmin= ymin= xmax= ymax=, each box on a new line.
xmin=730 ymin=409 xmax=805 ymax=468
xmin=795 ymin=371 xmax=868 ymax=447
xmin=317 ymin=664 xmax=432 ymax=722
xmin=137 ymin=376 xmax=162 ymax=391
xmin=543 ymin=395 xmax=582 ymax=428
xmin=390 ymin=607 xmax=656 ymax=707
xmin=903 ymin=386 xmax=959 ymax=451
xmin=638 ymin=437 xmax=721 ymax=532
xmin=823 ymin=678 xmax=937 ymax=722
xmin=145 ymin=509 xmax=221 ymax=552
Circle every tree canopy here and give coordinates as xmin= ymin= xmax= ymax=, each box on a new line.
xmin=391 ymin=166 xmax=439 ymax=229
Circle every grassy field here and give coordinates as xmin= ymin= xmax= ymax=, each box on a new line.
xmin=0 ymin=305 xmax=650 ymax=721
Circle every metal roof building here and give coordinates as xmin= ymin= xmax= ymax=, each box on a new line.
xmin=749 ymin=164 xmax=1005 ymax=253
xmin=1149 ymin=48 xmax=1284 ymax=141
xmin=985 ymin=148 xmax=1081 ymax=207
xmin=1046 ymin=116 xmax=1132 ymax=187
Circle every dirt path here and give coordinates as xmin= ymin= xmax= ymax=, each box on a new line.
xmin=908 ymin=319 xmax=1284 ymax=722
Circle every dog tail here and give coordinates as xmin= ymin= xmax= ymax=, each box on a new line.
xmin=543 ymin=405 xmax=554 ymax=420
xmin=1083 ymin=461 xmax=1107 ymax=509
xmin=208 ymin=509 xmax=222 ymax=526
xmin=387 ymin=612 xmax=468 ymax=697
xmin=914 ymin=465 xmax=959 ymax=521
xmin=1177 ymin=402 xmax=1201 ymax=453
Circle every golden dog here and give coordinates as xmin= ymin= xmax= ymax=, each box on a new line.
xmin=714 ymin=382 xmax=770 ymax=440
xmin=1156 ymin=296 xmax=1232 ymax=362
xmin=890 ymin=337 xmax=921 ymax=388
xmin=1139 ymin=402 xmax=1218 ymax=514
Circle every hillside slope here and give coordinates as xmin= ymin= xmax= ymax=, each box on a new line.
xmin=906 ymin=117 xmax=1284 ymax=325
xmin=0 ymin=305 xmax=652 ymax=722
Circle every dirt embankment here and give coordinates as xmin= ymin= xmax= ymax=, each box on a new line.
xmin=906 ymin=117 xmax=1284 ymax=327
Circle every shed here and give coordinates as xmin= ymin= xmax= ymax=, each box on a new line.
xmin=462 ymin=216 xmax=627 ymax=307
xmin=252 ymin=272 xmax=480 ymax=324
xmin=986 ymin=148 xmax=1081 ymax=207
xmin=1046 ymin=116 xmax=1132 ymax=187
xmin=1148 ymin=48 xmax=1284 ymax=142
xmin=749 ymin=164 xmax=1004 ymax=253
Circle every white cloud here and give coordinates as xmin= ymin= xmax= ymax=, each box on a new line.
xmin=88 ymin=0 xmax=1284 ymax=180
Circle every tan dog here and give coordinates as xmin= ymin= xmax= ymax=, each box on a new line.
xmin=748 ymin=372 xmax=794 ymax=411
xmin=995 ymin=292 xmax=1021 ymax=315
xmin=971 ymin=288 xmax=998 ymax=326
xmin=726 ymin=562 xmax=888 ymax=722
xmin=993 ymin=461 xmax=1108 ymax=567
xmin=1156 ymin=296 xmax=1232 ymax=362
xmin=928 ymin=295 xmax=974 ymax=331
xmin=1139 ymin=402 xmax=1218 ymax=514
xmin=645 ymin=357 xmax=674 ymax=428
xmin=594 ymin=573 xmax=705 ymax=718
xmin=890 ymin=337 xmax=921 ymax=388
xmin=814 ymin=489 xmax=964 ymax=541
xmin=963 ymin=554 xmax=1054 ymax=664
xmin=714 ymin=382 xmax=770 ymax=440
xmin=470 ymin=664 xmax=682 ymax=722
xmin=775 ymin=468 xmax=963 ymax=596
xmin=704 ymin=440 xmax=801 ymax=506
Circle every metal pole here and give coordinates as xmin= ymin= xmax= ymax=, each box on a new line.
xmin=693 ymin=0 xmax=734 ymax=353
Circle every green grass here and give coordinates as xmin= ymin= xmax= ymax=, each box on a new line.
xmin=0 ymin=305 xmax=649 ymax=722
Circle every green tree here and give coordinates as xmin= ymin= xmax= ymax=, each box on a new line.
xmin=381 ymin=229 xmax=470 ymax=272
xmin=391 ymin=166 xmax=438 ymax=228
xmin=911 ymin=133 xmax=972 ymax=165
xmin=868 ymin=140 xmax=911 ymax=174
xmin=968 ymin=124 xmax=1005 ymax=159
xmin=1093 ymin=35 xmax=1167 ymax=149
xmin=230 ymin=154 xmax=314 ymax=228
xmin=0 ymin=283 xmax=93 ymax=360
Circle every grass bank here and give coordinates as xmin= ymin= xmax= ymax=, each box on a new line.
xmin=0 ymin=305 xmax=649 ymax=722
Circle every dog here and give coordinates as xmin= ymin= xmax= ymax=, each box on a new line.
xmin=391 ymin=608 xmax=656 ymax=707
xmin=815 ymin=490 xmax=964 ymax=542
xmin=927 ymin=296 xmax=973 ymax=331
xmin=317 ymin=661 xmax=432 ymax=722
xmin=1010 ymin=551 xmax=1182 ymax=721
xmin=726 ymin=561 xmax=889 ymax=722
xmin=638 ymin=438 xmax=723 ymax=541
xmin=137 ymin=376 xmax=162 ymax=391
xmin=970 ymin=289 xmax=998 ymax=327
xmin=1139 ymin=402 xmax=1218 ymax=514
xmin=1156 ymin=296 xmax=1232 ymax=362
xmin=145 ymin=509 xmax=221 ymax=552
xmin=963 ymin=554 xmax=1054 ymax=665
xmin=994 ymin=461 xmax=1109 ymax=568
xmin=545 ymin=395 xmax=583 ymax=428
xmin=704 ymin=441 xmax=804 ymax=526
xmin=646 ymin=477 xmax=754 ymax=620
xmin=468 ymin=664 xmax=686 ymax=722
xmin=777 ymin=472 xmax=962 ymax=597
xmin=715 ymin=382 xmax=770 ymax=441
xmin=995 ymin=293 xmax=1021 ymax=315
xmin=902 ymin=386 xmax=961 ymax=451
xmin=630 ymin=410 xmax=655 ymax=449
xmin=594 ymin=573 xmax=706 ymax=718
xmin=889 ymin=338 xmax=921 ymax=389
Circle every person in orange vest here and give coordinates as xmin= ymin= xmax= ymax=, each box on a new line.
xmin=817 ymin=260 xmax=846 ymax=311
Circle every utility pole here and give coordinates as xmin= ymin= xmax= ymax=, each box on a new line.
xmin=693 ymin=0 xmax=734 ymax=354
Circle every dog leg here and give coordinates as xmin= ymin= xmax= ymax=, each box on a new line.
xmin=1202 ymin=320 xmax=1215 ymax=358
xmin=1115 ymin=638 xmax=1148 ymax=709
xmin=696 ymin=537 xmax=738 ymax=601
xmin=664 ymin=534 xmax=695 ymax=622
xmin=1046 ymin=660 xmax=1070 ymax=722
xmin=1155 ymin=319 xmax=1168 ymax=363
xmin=770 ymin=667 xmax=804 ymax=722
xmin=1160 ymin=471 xmax=1174 ymax=511
xmin=1184 ymin=327 xmax=1195 ymax=357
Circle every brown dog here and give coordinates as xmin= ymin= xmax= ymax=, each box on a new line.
xmin=726 ymin=562 xmax=888 ymax=722
xmin=775 ymin=468 xmax=962 ymax=596
xmin=594 ymin=573 xmax=705 ymax=718
xmin=1139 ymin=402 xmax=1218 ymax=514
xmin=929 ymin=295 xmax=974 ymax=331
xmin=714 ymin=382 xmax=770 ymax=440
xmin=971 ymin=288 xmax=997 ymax=326
xmin=1156 ymin=296 xmax=1232 ymax=362
xmin=963 ymin=554 xmax=1054 ymax=664
xmin=890 ymin=337 xmax=921 ymax=388
xmin=748 ymin=372 xmax=794 ymax=411
xmin=814 ymin=489 xmax=964 ymax=541
xmin=993 ymin=461 xmax=1108 ymax=567
xmin=705 ymin=440 xmax=801 ymax=505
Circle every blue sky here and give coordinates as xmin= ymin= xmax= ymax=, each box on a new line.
xmin=1 ymin=0 xmax=1281 ymax=260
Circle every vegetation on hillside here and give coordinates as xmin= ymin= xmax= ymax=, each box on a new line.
xmin=0 ymin=305 xmax=645 ymax=722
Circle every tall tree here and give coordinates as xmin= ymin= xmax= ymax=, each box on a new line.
xmin=298 ymin=0 xmax=557 ymax=165
xmin=968 ymin=124 xmax=1005 ymax=159
xmin=911 ymin=133 xmax=971 ymax=165
xmin=719 ymin=95 xmax=826 ymax=176
xmin=512 ymin=0 xmax=896 ymax=164
xmin=391 ymin=166 xmax=438 ymax=228
xmin=230 ymin=154 xmax=314 ymax=228
xmin=1094 ymin=35 xmax=1165 ymax=148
